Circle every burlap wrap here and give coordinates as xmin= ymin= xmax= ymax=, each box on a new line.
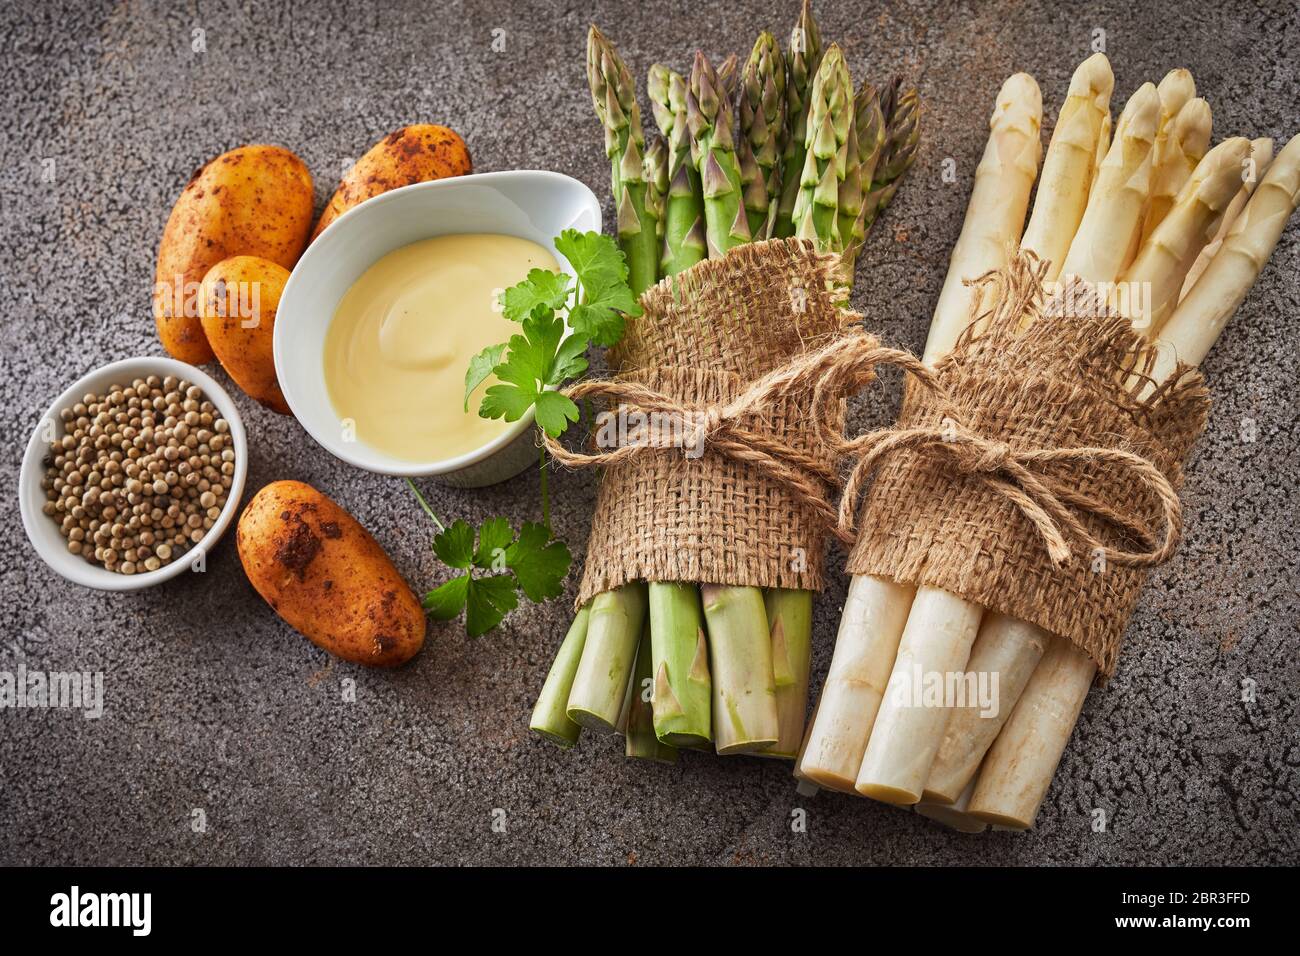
xmin=572 ymin=239 xmax=856 ymax=605
xmin=845 ymin=260 xmax=1210 ymax=677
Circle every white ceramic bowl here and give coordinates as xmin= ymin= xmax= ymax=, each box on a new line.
xmin=274 ymin=169 xmax=602 ymax=486
xmin=19 ymin=356 xmax=249 ymax=591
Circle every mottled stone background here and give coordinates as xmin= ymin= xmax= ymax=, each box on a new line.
xmin=1 ymin=0 xmax=1296 ymax=865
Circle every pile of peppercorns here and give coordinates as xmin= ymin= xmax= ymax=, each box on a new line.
xmin=41 ymin=375 xmax=236 ymax=575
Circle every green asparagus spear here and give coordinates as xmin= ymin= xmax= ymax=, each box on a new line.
xmin=773 ymin=0 xmax=824 ymax=238
xmin=739 ymin=32 xmax=788 ymax=239
xmin=688 ymin=51 xmax=751 ymax=257
xmin=530 ymin=605 xmax=591 ymax=748
xmin=648 ymin=64 xmax=707 ymax=275
xmin=644 ymin=134 xmax=668 ymax=254
xmin=861 ymin=78 xmax=921 ymax=239
xmin=648 ymin=582 xmax=712 ymax=747
xmin=623 ymin=621 xmax=679 ymax=762
xmin=760 ymin=588 xmax=814 ymax=758
xmin=702 ymin=584 xmax=779 ymax=754
xmin=837 ymin=82 xmax=886 ymax=284
xmin=567 ymin=582 xmax=649 ymax=733
xmin=587 ymin=25 xmax=659 ymax=294
xmin=792 ymin=43 xmax=854 ymax=252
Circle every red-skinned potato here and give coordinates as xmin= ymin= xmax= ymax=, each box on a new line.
xmin=310 ymin=124 xmax=471 ymax=241
xmin=153 ymin=145 xmax=313 ymax=364
xmin=237 ymin=481 xmax=425 ymax=667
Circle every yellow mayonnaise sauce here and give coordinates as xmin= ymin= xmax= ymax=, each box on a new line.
xmin=324 ymin=234 xmax=559 ymax=462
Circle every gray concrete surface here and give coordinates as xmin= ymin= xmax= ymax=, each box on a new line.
xmin=1 ymin=0 xmax=1297 ymax=866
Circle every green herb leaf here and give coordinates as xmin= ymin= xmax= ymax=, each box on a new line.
xmin=465 ymin=574 xmax=520 ymax=637
xmin=432 ymin=519 xmax=476 ymax=569
xmin=502 ymin=268 xmax=572 ymax=323
xmin=549 ymin=334 xmax=589 ymax=385
xmin=532 ymin=391 xmax=581 ymax=437
xmin=423 ymin=575 xmax=469 ymax=619
xmin=477 ymin=312 xmax=568 ymax=429
xmin=554 ymin=229 xmax=633 ymax=297
xmin=506 ymin=522 xmax=572 ymax=603
xmin=464 ymin=343 xmax=507 ymax=412
xmin=568 ymin=301 xmax=626 ymax=347
xmin=473 ymin=516 xmax=515 ymax=570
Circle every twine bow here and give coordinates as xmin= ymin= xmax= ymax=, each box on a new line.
xmin=542 ymin=329 xmax=911 ymax=542
xmin=836 ymin=415 xmax=1184 ymax=569
xmin=543 ymin=327 xmax=1185 ymax=568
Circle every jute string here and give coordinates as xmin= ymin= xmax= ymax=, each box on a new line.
xmin=545 ymin=327 xmax=1185 ymax=570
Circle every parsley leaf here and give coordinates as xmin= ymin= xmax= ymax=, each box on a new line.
xmin=502 ymin=268 xmax=572 ymax=323
xmin=506 ymin=522 xmax=572 ymax=602
xmin=432 ymin=520 xmax=475 ymax=570
xmin=423 ymin=575 xmax=469 ymax=620
xmin=555 ymin=229 xmax=631 ymax=295
xmin=464 ymin=343 xmax=506 ymax=412
xmin=473 ymin=516 xmax=514 ymax=571
xmin=468 ymin=229 xmax=637 ymax=439
xmin=465 ymin=575 xmax=520 ymax=637
xmin=533 ymin=391 xmax=581 ymax=438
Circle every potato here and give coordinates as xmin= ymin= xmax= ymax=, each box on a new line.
xmin=199 ymin=256 xmax=291 ymax=414
xmin=154 ymin=145 xmax=313 ymax=364
xmin=310 ymin=124 xmax=472 ymax=241
xmin=237 ymin=481 xmax=426 ymax=667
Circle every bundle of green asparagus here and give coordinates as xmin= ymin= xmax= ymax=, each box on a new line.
xmin=531 ymin=1 xmax=920 ymax=762
xmin=798 ymin=52 xmax=1300 ymax=831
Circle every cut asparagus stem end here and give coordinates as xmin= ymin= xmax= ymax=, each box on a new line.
xmin=797 ymin=574 xmax=915 ymax=789
xmin=921 ymin=613 xmax=1051 ymax=804
xmin=566 ymin=582 xmax=649 ymax=733
xmin=967 ymin=636 xmax=1096 ymax=828
xmin=759 ymin=588 xmax=814 ymax=759
xmin=529 ymin=605 xmax=592 ymax=748
xmin=853 ymin=587 xmax=984 ymax=803
xmin=648 ymin=581 xmax=712 ymax=749
xmin=624 ymin=621 xmax=680 ymax=763
xmin=916 ymin=777 xmax=987 ymax=833
xmin=701 ymin=583 xmax=779 ymax=754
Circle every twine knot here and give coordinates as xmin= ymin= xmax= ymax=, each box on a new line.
xmin=968 ymin=438 xmax=1012 ymax=473
xmin=542 ymin=328 xmax=913 ymax=542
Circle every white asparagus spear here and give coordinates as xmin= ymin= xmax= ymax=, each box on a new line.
xmin=969 ymin=134 xmax=1300 ymax=829
xmin=916 ymin=774 xmax=988 ymax=833
xmin=854 ymin=587 xmax=984 ymax=804
xmin=796 ymin=575 xmax=916 ymax=791
xmin=921 ymin=612 xmax=1051 ymax=804
xmin=1119 ymin=136 xmax=1252 ymax=334
xmin=1118 ymin=73 xmax=1199 ymax=273
xmin=1153 ymin=133 xmax=1300 ymax=381
xmin=1020 ymin=54 xmax=1114 ymax=283
xmin=1180 ymin=137 xmax=1275 ymax=298
xmin=1059 ymin=83 xmax=1162 ymax=284
xmin=966 ymin=635 xmax=1094 ymax=828
xmin=924 ymin=73 xmax=1043 ymax=362
xmin=1141 ymin=97 xmax=1212 ymax=245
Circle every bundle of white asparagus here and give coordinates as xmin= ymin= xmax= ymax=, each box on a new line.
xmin=796 ymin=54 xmax=1300 ymax=830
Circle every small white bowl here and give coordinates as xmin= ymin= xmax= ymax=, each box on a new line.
xmin=19 ymin=356 xmax=249 ymax=592
xmin=274 ymin=169 xmax=602 ymax=486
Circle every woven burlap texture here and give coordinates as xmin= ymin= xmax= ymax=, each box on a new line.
xmin=846 ymin=265 xmax=1210 ymax=677
xmin=575 ymin=239 xmax=855 ymax=606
